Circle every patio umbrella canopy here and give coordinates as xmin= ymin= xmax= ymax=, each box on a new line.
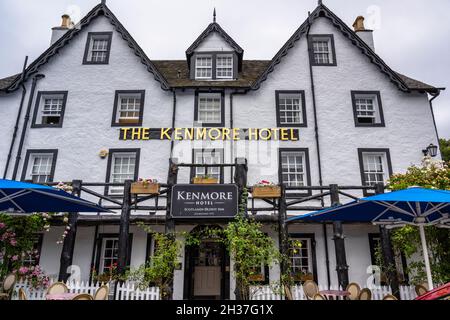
xmin=0 ymin=179 xmax=109 ymax=213
xmin=287 ymin=187 xmax=450 ymax=290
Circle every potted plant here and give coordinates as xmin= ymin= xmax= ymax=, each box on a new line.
xmin=131 ymin=178 xmax=160 ymax=195
xmin=251 ymin=180 xmax=281 ymax=198
xmin=192 ymin=174 xmax=218 ymax=184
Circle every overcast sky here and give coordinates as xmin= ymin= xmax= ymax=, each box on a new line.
xmin=1 ymin=0 xmax=449 ymax=138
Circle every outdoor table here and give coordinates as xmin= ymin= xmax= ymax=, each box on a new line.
xmin=319 ymin=290 xmax=350 ymax=300
xmin=46 ymin=293 xmax=78 ymax=300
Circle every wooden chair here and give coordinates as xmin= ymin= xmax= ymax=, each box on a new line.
xmin=18 ymin=288 xmax=27 ymax=300
xmin=383 ymin=294 xmax=398 ymax=300
xmin=72 ymin=293 xmax=94 ymax=300
xmin=302 ymin=280 xmax=319 ymax=300
xmin=415 ymin=284 xmax=428 ymax=297
xmin=0 ymin=273 xmax=17 ymax=300
xmin=346 ymin=282 xmax=361 ymax=300
xmin=358 ymin=288 xmax=372 ymax=300
xmin=46 ymin=282 xmax=69 ymax=295
xmin=94 ymin=285 xmax=109 ymax=300
xmin=313 ymin=293 xmax=327 ymax=300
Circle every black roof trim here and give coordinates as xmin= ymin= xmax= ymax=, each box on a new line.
xmin=4 ymin=3 xmax=169 ymax=92
xmin=251 ymin=3 xmax=435 ymax=93
xmin=185 ymin=22 xmax=244 ymax=68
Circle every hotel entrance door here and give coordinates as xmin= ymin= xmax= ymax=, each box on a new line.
xmin=184 ymin=229 xmax=230 ymax=300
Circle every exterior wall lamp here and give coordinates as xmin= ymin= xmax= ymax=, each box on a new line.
xmin=422 ymin=144 xmax=438 ymax=157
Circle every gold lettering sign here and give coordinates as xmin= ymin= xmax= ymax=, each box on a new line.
xmin=119 ymin=128 xmax=300 ymax=141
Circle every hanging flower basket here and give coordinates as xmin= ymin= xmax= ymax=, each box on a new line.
xmin=192 ymin=176 xmax=218 ymax=184
xmin=252 ymin=181 xmax=281 ymax=198
xmin=131 ymin=179 xmax=160 ymax=195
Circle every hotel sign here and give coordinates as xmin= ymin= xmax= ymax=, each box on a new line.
xmin=119 ymin=127 xmax=299 ymax=141
xmin=171 ymin=184 xmax=238 ymax=219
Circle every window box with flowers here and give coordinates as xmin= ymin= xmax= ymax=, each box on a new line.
xmin=251 ymin=181 xmax=281 ymax=199
xmin=131 ymin=179 xmax=160 ymax=195
xmin=192 ymin=175 xmax=218 ymax=185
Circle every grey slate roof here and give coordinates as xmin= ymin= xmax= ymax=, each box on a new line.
xmin=0 ymin=74 xmax=20 ymax=91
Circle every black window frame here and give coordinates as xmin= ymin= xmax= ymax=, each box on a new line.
xmin=104 ymin=148 xmax=140 ymax=196
xmin=82 ymin=32 xmax=113 ymax=65
xmin=275 ymin=90 xmax=307 ymax=128
xmin=31 ymin=91 xmax=68 ymax=128
xmin=194 ymin=90 xmax=225 ymax=127
xmin=111 ymin=90 xmax=146 ymax=127
xmin=190 ymin=148 xmax=224 ymax=184
xmin=308 ymin=34 xmax=337 ymax=67
xmin=351 ymin=91 xmax=385 ymax=127
xmin=93 ymin=233 xmax=133 ymax=276
xmin=358 ymin=148 xmax=393 ymax=196
xmin=278 ymin=148 xmax=312 ymax=197
xmin=21 ymin=149 xmax=58 ymax=183
xmin=289 ymin=233 xmax=318 ymax=284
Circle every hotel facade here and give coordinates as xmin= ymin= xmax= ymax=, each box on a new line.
xmin=0 ymin=1 xmax=443 ymax=299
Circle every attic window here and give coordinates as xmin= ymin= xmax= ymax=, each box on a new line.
xmin=309 ymin=35 xmax=336 ymax=66
xmin=83 ymin=32 xmax=113 ymax=65
xmin=216 ymin=54 xmax=233 ymax=79
xmin=195 ymin=55 xmax=213 ymax=79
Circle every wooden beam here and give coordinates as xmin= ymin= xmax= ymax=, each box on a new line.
xmin=117 ymin=180 xmax=132 ymax=275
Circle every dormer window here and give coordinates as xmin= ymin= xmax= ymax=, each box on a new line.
xmin=195 ymin=55 xmax=213 ymax=79
xmin=216 ymin=54 xmax=233 ymax=79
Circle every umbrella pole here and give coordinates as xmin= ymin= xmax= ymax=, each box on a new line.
xmin=419 ymin=225 xmax=434 ymax=290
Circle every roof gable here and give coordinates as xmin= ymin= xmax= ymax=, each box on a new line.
xmin=251 ymin=3 xmax=438 ymax=94
xmin=3 ymin=3 xmax=169 ymax=92
xmin=186 ymin=22 xmax=244 ymax=69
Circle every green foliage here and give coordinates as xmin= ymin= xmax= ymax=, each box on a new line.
xmin=439 ymin=138 xmax=450 ymax=163
xmin=127 ymin=222 xmax=181 ymax=299
xmin=387 ymin=157 xmax=450 ymax=285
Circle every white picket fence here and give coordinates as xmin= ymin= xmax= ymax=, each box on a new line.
xmin=12 ymin=278 xmax=160 ymax=300
xmin=251 ymin=284 xmax=418 ymax=300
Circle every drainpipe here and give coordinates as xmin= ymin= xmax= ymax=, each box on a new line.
xmin=428 ymin=88 xmax=445 ymax=156
xmin=170 ymin=90 xmax=177 ymax=157
xmin=3 ymin=56 xmax=28 ymax=179
xmin=229 ymin=89 xmax=247 ymax=180
xmin=306 ymin=14 xmax=330 ymax=286
xmin=12 ymin=73 xmax=45 ymax=180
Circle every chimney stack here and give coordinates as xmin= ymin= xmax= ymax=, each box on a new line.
xmin=50 ymin=14 xmax=73 ymax=45
xmin=352 ymin=16 xmax=375 ymax=51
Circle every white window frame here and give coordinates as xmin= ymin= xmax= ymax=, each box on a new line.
xmin=354 ymin=94 xmax=382 ymax=124
xmin=27 ymin=153 xmax=55 ymax=183
xmin=310 ymin=35 xmax=335 ymax=65
xmin=99 ymin=237 xmax=119 ymax=273
xmin=195 ymin=55 xmax=213 ymax=79
xmin=278 ymin=93 xmax=304 ymax=125
xmin=117 ymin=94 xmax=141 ymax=123
xmin=108 ymin=151 xmax=137 ymax=195
xmin=289 ymin=237 xmax=313 ymax=277
xmin=280 ymin=151 xmax=307 ymax=187
xmin=193 ymin=149 xmax=223 ymax=180
xmin=216 ymin=54 xmax=233 ymax=79
xmin=41 ymin=95 xmax=64 ymax=124
xmin=362 ymin=152 xmax=389 ymax=186
xmin=84 ymin=32 xmax=112 ymax=64
xmin=196 ymin=93 xmax=222 ymax=125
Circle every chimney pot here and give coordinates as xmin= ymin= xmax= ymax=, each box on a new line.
xmin=353 ymin=16 xmax=365 ymax=32
xmin=61 ymin=14 xmax=71 ymax=28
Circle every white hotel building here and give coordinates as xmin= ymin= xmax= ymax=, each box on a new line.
xmin=0 ymin=1 xmax=443 ymax=299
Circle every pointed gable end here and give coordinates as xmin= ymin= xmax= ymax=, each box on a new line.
xmin=4 ymin=2 xmax=169 ymax=92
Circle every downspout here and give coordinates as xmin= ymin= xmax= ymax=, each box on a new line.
xmin=170 ymin=90 xmax=177 ymax=158
xmin=12 ymin=73 xmax=45 ymax=180
xmin=229 ymin=89 xmax=247 ymax=179
xmin=3 ymin=56 xmax=28 ymax=179
xmin=306 ymin=14 xmax=330 ymax=288
xmin=428 ymin=89 xmax=445 ymax=156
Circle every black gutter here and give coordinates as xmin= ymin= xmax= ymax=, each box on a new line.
xmin=306 ymin=13 xmax=330 ymax=285
xmin=428 ymin=89 xmax=445 ymax=156
xmin=170 ymin=90 xmax=177 ymax=157
xmin=11 ymin=74 xmax=45 ymax=180
xmin=229 ymin=89 xmax=247 ymax=179
xmin=3 ymin=56 xmax=28 ymax=179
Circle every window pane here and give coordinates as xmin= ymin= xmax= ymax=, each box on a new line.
xmin=195 ymin=56 xmax=212 ymax=79
xmin=88 ymin=35 xmax=110 ymax=63
xmin=118 ymin=95 xmax=141 ymax=122
xmin=278 ymin=93 xmax=302 ymax=125
xmin=281 ymin=151 xmax=306 ymax=187
xmin=30 ymin=154 xmax=53 ymax=183
xmin=194 ymin=150 xmax=222 ymax=180
xmin=197 ymin=94 xmax=221 ymax=124
xmin=355 ymin=94 xmax=380 ymax=125
xmin=109 ymin=152 xmax=136 ymax=194
xmin=216 ymin=55 xmax=233 ymax=78
xmin=363 ymin=153 xmax=386 ymax=186
xmin=289 ymin=238 xmax=312 ymax=277
xmin=312 ymin=39 xmax=331 ymax=64
xmin=101 ymin=238 xmax=119 ymax=273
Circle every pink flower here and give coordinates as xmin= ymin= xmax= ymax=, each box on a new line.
xmin=11 ymin=255 xmax=19 ymax=261
xmin=18 ymin=266 xmax=29 ymax=275
xmin=10 ymin=239 xmax=17 ymax=246
xmin=0 ymin=222 xmax=5 ymax=229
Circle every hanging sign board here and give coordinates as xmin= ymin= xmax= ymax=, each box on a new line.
xmin=171 ymin=184 xmax=238 ymax=219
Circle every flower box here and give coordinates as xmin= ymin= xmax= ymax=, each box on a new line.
xmin=118 ymin=118 xmax=139 ymax=125
xmin=192 ymin=177 xmax=218 ymax=184
xmin=248 ymin=274 xmax=265 ymax=282
xmin=131 ymin=182 xmax=160 ymax=195
xmin=251 ymin=185 xmax=281 ymax=198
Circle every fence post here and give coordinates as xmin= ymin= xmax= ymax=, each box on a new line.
xmin=376 ymin=182 xmax=401 ymax=299
xmin=117 ymin=180 xmax=132 ymax=275
xmin=330 ymin=184 xmax=349 ymax=290
xmin=58 ymin=179 xmax=82 ymax=282
xmin=165 ymin=158 xmax=178 ymax=234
